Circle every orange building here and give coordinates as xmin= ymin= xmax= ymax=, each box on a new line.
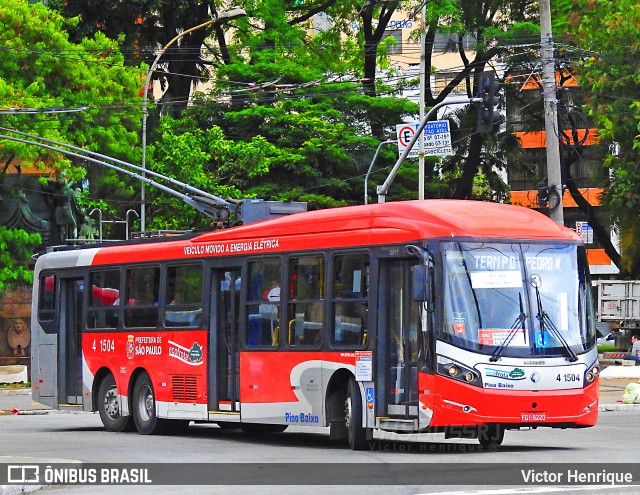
xmin=505 ymin=71 xmax=618 ymax=276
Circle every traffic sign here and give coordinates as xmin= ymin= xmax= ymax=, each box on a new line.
xmin=396 ymin=120 xmax=453 ymax=158
xmin=576 ymin=221 xmax=593 ymax=244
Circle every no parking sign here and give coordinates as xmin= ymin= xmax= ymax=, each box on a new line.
xmin=396 ymin=120 xmax=453 ymax=157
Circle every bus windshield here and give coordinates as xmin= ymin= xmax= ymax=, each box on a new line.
xmin=441 ymin=241 xmax=595 ymax=358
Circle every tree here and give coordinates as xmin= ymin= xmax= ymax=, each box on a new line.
xmin=141 ymin=0 xmax=420 ymax=219
xmin=565 ymin=0 xmax=640 ymax=276
xmin=0 ymin=0 xmax=142 ymax=187
xmin=0 ymin=226 xmax=41 ymax=292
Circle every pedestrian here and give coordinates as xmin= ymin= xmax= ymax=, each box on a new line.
xmin=622 ymin=334 xmax=640 ymax=365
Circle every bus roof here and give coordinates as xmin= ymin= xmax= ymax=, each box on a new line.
xmin=76 ymin=200 xmax=580 ymax=267
xmin=193 ymin=200 xmax=578 ymax=243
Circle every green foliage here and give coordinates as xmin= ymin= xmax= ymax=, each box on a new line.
xmin=0 ymin=226 xmax=41 ymax=292
xmin=598 ymin=345 xmax=620 ymax=354
xmin=0 ymin=0 xmax=142 ymax=180
xmin=566 ymin=0 xmax=640 ymax=275
xmin=155 ymin=81 xmax=418 ymax=211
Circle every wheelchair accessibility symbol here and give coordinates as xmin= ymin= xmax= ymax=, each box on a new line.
xmin=365 ymin=388 xmax=374 ymax=405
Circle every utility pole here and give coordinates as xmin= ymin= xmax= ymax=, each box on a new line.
xmin=539 ymin=0 xmax=564 ymax=226
xmin=418 ymin=2 xmax=426 ymax=200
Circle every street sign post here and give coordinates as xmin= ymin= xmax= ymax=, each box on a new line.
xmin=396 ymin=120 xmax=453 ymax=158
xmin=576 ymin=221 xmax=593 ymax=244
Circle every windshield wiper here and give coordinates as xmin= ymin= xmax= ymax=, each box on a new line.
xmin=533 ymin=283 xmax=578 ymax=362
xmin=490 ymin=293 xmax=528 ymax=362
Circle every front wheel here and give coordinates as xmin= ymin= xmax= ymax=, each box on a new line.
xmin=132 ymin=372 xmax=167 ymax=435
xmin=97 ymin=375 xmax=133 ymax=432
xmin=345 ymin=377 xmax=367 ymax=450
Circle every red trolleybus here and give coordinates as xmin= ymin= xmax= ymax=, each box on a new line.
xmin=31 ymin=200 xmax=599 ymax=449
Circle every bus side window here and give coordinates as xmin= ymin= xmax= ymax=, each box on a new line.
xmin=87 ymin=270 xmax=121 ymax=329
xmin=164 ymin=264 xmax=203 ymax=327
xmin=287 ymin=256 xmax=324 ymax=347
xmin=124 ymin=266 xmax=160 ymax=328
xmin=332 ymin=254 xmax=369 ymax=347
xmin=38 ymin=275 xmax=58 ymax=333
xmin=246 ymin=258 xmax=281 ymax=347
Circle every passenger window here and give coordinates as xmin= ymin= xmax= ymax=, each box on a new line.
xmin=87 ymin=270 xmax=120 ymax=329
xmin=332 ymin=254 xmax=369 ymax=346
xmin=124 ymin=266 xmax=160 ymax=328
xmin=246 ymin=258 xmax=281 ymax=347
xmin=287 ymin=256 xmax=324 ymax=347
xmin=164 ymin=264 xmax=203 ymax=327
xmin=38 ymin=275 xmax=57 ymax=323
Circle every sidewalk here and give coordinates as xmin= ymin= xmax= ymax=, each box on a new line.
xmin=597 ymin=363 xmax=640 ymax=411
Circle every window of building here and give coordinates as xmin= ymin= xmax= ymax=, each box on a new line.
xmin=433 ymin=32 xmax=476 ymax=52
xmin=332 ymin=254 xmax=369 ymax=346
xmin=382 ymin=29 xmax=402 ymax=55
xmin=287 ymin=256 xmax=324 ymax=347
xmin=246 ymin=258 xmax=281 ymax=347
xmin=434 ymin=71 xmax=468 ymax=95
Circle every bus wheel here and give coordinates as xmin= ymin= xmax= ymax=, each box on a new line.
xmin=478 ymin=424 xmax=504 ymax=448
xmin=345 ymin=377 xmax=367 ymax=450
xmin=97 ymin=375 xmax=133 ymax=432
xmin=132 ymin=372 xmax=167 ymax=435
xmin=240 ymin=423 xmax=288 ymax=434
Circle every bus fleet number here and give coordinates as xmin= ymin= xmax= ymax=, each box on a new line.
xmin=92 ymin=339 xmax=115 ymax=353
xmin=556 ymin=373 xmax=580 ymax=382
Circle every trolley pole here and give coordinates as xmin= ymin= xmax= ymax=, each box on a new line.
xmin=539 ymin=0 xmax=564 ymax=226
xmin=377 ymin=97 xmax=481 ymax=203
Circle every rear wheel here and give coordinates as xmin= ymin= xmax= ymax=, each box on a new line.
xmin=478 ymin=424 xmax=504 ymax=447
xmin=97 ymin=375 xmax=133 ymax=432
xmin=132 ymin=372 xmax=167 ymax=435
xmin=345 ymin=377 xmax=367 ymax=450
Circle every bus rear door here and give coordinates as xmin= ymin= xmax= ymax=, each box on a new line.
xmin=208 ymin=268 xmax=241 ymax=419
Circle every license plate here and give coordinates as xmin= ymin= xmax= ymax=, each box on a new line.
xmin=521 ymin=411 xmax=546 ymax=422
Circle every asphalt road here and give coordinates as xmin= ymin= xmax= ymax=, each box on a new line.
xmin=0 ymin=404 xmax=639 ymax=495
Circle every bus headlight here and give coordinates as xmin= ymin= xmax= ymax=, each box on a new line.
xmin=585 ymin=363 xmax=600 ymax=384
xmin=437 ymin=355 xmax=482 ymax=387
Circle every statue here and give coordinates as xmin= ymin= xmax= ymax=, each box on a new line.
xmin=7 ymin=318 xmax=30 ymax=357
xmin=44 ymin=180 xmax=95 ymax=244
xmin=53 ymin=181 xmax=79 ymax=242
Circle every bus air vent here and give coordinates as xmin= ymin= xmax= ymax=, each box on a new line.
xmin=171 ymin=375 xmax=198 ymax=402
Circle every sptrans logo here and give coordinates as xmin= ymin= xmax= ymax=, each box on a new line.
xmin=168 ymin=340 xmax=204 ymax=366
xmin=485 ymin=367 xmax=526 ymax=380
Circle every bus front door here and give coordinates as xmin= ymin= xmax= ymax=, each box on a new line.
xmin=378 ymin=260 xmax=420 ymax=421
xmin=59 ymin=277 xmax=84 ymax=406
xmin=209 ymin=269 xmax=241 ymax=414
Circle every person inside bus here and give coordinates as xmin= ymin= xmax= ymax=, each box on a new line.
xmin=621 ymin=334 xmax=640 ymax=365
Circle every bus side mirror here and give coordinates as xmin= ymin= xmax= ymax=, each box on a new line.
xmin=411 ymin=265 xmax=429 ymax=302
